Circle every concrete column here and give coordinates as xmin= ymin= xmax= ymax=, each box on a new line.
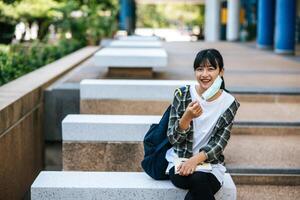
xmin=274 ymin=0 xmax=297 ymax=54
xmin=119 ymin=0 xmax=127 ymax=30
xmin=226 ymin=0 xmax=240 ymax=41
xmin=257 ymin=0 xmax=275 ymax=49
xmin=119 ymin=0 xmax=136 ymax=35
xmin=205 ymin=0 xmax=221 ymax=41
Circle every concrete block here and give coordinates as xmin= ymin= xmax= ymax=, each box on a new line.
xmin=80 ymin=79 xmax=195 ymax=101
xmin=62 ymin=114 xmax=159 ymax=142
xmin=44 ymin=83 xmax=79 ymax=141
xmin=118 ymin=35 xmax=160 ymax=41
xmin=80 ymin=99 xmax=170 ymax=115
xmin=61 ymin=114 xmax=300 ymax=173
xmin=108 ymin=40 xmax=162 ymax=48
xmin=79 ymin=79 xmax=195 ymax=114
xmin=61 ymin=114 xmax=157 ymax=171
xmin=31 ymin=171 xmax=236 ymax=200
xmin=107 ymin=67 xmax=154 ymax=79
xmin=63 ymin=142 xmax=143 ymax=171
xmin=93 ymin=48 xmax=168 ymax=68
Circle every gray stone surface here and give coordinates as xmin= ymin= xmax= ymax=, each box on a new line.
xmin=118 ymin=35 xmax=160 ymax=41
xmin=63 ymin=142 xmax=143 ymax=171
xmin=62 ymin=114 xmax=159 ymax=142
xmin=62 ymin=114 xmax=300 ymax=171
xmin=80 ymin=80 xmax=300 ymax=124
xmin=80 ymin=79 xmax=195 ymax=100
xmin=108 ymin=40 xmax=162 ymax=48
xmin=80 ymin=99 xmax=170 ymax=115
xmin=31 ymin=172 xmax=236 ymax=200
xmin=237 ymin=185 xmax=300 ymax=200
xmin=44 ymin=83 xmax=79 ymax=141
xmin=93 ymin=48 xmax=168 ymax=68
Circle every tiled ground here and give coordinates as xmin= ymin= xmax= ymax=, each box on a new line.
xmin=237 ymin=185 xmax=300 ymax=200
xmin=63 ymin=41 xmax=300 ymax=90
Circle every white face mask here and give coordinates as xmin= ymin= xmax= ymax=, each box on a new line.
xmin=201 ymin=75 xmax=223 ymax=101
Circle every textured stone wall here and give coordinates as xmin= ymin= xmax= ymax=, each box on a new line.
xmin=0 ymin=46 xmax=99 ymax=200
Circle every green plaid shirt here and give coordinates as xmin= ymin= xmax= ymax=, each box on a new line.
xmin=167 ymin=85 xmax=240 ymax=164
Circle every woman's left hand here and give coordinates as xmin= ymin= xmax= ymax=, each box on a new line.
xmin=177 ymin=157 xmax=198 ymax=176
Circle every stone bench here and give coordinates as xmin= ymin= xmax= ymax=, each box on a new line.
xmin=61 ymin=113 xmax=252 ymax=172
xmin=62 ymin=114 xmax=159 ymax=171
xmin=31 ymin=171 xmax=236 ymax=200
xmin=108 ymin=40 xmax=162 ymax=48
xmin=79 ymin=79 xmax=300 ymax=124
xmin=118 ymin=35 xmax=160 ymax=41
xmin=93 ymin=48 xmax=168 ymax=78
xmin=80 ymin=79 xmax=195 ymax=114
xmin=62 ymin=113 xmax=300 ymax=185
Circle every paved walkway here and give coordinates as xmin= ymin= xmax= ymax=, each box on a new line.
xmin=64 ymin=41 xmax=300 ymax=91
xmin=236 ymin=102 xmax=300 ymax=123
xmin=60 ymin=42 xmax=300 ymax=125
xmin=226 ymin=134 xmax=300 ymax=169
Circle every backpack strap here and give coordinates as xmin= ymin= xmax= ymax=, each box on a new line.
xmin=176 ymin=85 xmax=188 ymax=97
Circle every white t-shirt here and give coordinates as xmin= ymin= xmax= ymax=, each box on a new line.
xmin=165 ymin=84 xmax=235 ymax=185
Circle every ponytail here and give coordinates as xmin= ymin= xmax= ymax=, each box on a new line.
xmin=220 ymin=76 xmax=230 ymax=93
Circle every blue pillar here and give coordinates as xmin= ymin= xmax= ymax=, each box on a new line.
xmin=119 ymin=0 xmax=127 ymax=30
xmin=119 ymin=0 xmax=136 ymax=35
xmin=274 ymin=0 xmax=297 ymax=54
xmin=257 ymin=0 xmax=275 ymax=49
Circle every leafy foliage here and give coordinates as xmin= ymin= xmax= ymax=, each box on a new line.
xmin=0 ymin=0 xmax=119 ymax=43
xmin=0 ymin=0 xmax=119 ymax=85
xmin=0 ymin=39 xmax=84 ymax=86
xmin=137 ymin=4 xmax=204 ymax=29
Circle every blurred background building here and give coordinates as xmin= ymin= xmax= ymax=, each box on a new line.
xmin=119 ymin=0 xmax=300 ymax=54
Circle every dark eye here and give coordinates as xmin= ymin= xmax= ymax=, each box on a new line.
xmin=196 ymin=67 xmax=203 ymax=71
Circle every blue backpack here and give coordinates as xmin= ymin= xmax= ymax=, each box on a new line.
xmin=141 ymin=87 xmax=185 ymax=180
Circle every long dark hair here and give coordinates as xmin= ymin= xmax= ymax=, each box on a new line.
xmin=193 ymin=48 xmax=228 ymax=92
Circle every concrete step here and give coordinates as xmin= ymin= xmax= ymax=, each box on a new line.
xmin=31 ymin=171 xmax=236 ymax=200
xmin=232 ymin=125 xmax=300 ymax=136
xmin=107 ymin=40 xmax=162 ymax=48
xmin=79 ymin=80 xmax=300 ymax=125
xmin=80 ymin=99 xmax=300 ymax=126
xmin=232 ymin=173 xmax=300 ymax=186
xmin=236 ymin=184 xmax=300 ymax=200
xmin=30 ymin=171 xmax=300 ymax=200
xmin=79 ymin=79 xmax=300 ymax=115
xmin=93 ymin=48 xmax=168 ymax=68
xmin=234 ymin=93 xmax=300 ymax=103
xmin=225 ymin=135 xmax=300 ymax=170
xmin=45 ymin=142 xmax=62 ymax=171
xmin=61 ymin=114 xmax=300 ymax=185
xmin=236 ymin=102 xmax=300 ymax=124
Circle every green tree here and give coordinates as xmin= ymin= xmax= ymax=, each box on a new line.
xmin=136 ymin=3 xmax=204 ymax=29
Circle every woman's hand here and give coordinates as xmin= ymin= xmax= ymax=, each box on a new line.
xmin=184 ymin=101 xmax=203 ymax=121
xmin=177 ymin=157 xmax=198 ymax=176
xmin=176 ymin=152 xmax=208 ymax=176
xmin=179 ymin=101 xmax=203 ymax=131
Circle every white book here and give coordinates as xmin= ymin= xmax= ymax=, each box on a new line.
xmin=174 ymin=158 xmax=212 ymax=174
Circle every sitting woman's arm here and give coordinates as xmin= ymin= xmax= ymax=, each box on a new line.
xmin=167 ymin=89 xmax=190 ymax=145
xmin=167 ymin=89 xmax=203 ymax=145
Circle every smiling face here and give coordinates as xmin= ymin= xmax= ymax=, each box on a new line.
xmin=193 ymin=49 xmax=225 ymax=93
xmin=195 ymin=59 xmax=224 ymax=92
